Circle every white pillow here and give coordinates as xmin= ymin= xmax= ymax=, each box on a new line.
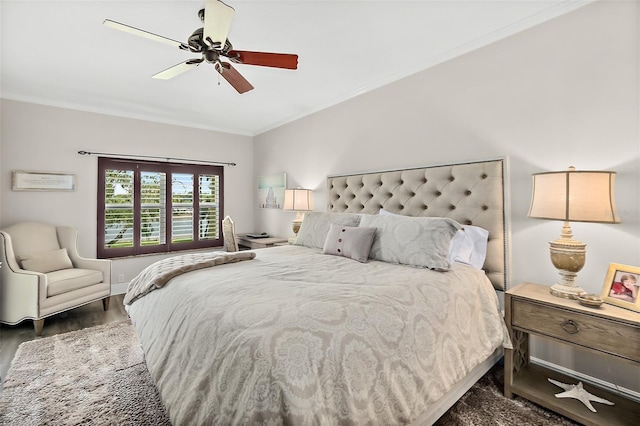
xmin=294 ymin=212 xmax=362 ymax=249
xmin=447 ymin=225 xmax=489 ymax=270
xmin=379 ymin=208 xmax=488 ymax=270
xmin=378 ymin=208 xmax=397 ymax=217
xmin=360 ymin=214 xmax=460 ymax=270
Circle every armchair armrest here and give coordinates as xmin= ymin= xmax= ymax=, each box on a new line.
xmin=0 ymin=231 xmax=45 ymax=323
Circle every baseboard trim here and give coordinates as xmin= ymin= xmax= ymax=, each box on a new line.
xmin=531 ymin=357 xmax=640 ymax=403
xmin=111 ymin=283 xmax=128 ymax=295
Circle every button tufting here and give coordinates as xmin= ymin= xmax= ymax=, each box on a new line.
xmin=450 ymin=205 xmax=456 ymax=210
xmin=481 ymin=174 xmax=488 ymax=179
xmin=482 ymin=205 xmax=489 ymax=210
xmin=465 ymin=220 xmax=472 ymax=225
xmin=465 ymin=190 xmax=472 ymax=196
xmin=436 ymin=191 xmax=442 ymax=196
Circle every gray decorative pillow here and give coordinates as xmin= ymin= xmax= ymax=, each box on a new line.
xmin=294 ymin=212 xmax=362 ymax=249
xmin=322 ymin=224 xmax=376 ymax=263
xmin=360 ymin=214 xmax=461 ymax=270
xmin=20 ymin=248 xmax=74 ymax=273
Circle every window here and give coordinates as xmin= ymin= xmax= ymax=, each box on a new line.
xmin=97 ymin=158 xmax=224 ymax=258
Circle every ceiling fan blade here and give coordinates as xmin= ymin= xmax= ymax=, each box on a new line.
xmin=104 ymin=19 xmax=190 ymax=51
xmin=216 ymin=62 xmax=254 ymax=94
xmin=203 ymin=0 xmax=235 ymax=49
xmin=227 ymin=51 xmax=298 ymax=69
xmin=153 ymin=60 xmax=202 ymax=80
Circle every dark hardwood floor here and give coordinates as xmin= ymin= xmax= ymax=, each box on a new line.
xmin=0 ymin=294 xmax=129 ymax=386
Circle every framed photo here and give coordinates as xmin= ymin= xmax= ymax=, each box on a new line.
xmin=600 ymin=263 xmax=640 ymax=312
xmin=12 ymin=170 xmax=76 ymax=191
xmin=257 ymin=173 xmax=286 ymax=209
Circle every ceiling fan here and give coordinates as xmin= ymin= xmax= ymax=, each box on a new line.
xmin=104 ymin=0 xmax=298 ymax=94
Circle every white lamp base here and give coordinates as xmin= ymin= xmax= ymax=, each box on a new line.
xmin=549 ymin=283 xmax=586 ymax=299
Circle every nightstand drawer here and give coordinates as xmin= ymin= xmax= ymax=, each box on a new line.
xmin=512 ymin=299 xmax=640 ymax=362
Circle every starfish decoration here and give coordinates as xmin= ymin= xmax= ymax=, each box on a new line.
xmin=548 ymin=378 xmax=615 ymax=412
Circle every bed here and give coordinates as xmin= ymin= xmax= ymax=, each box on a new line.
xmin=125 ymin=158 xmax=512 ymax=425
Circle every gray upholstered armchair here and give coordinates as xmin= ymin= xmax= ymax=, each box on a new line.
xmin=0 ymin=222 xmax=111 ymax=335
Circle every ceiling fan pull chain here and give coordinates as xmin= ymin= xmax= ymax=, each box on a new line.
xmin=215 ymin=61 xmax=222 ymax=86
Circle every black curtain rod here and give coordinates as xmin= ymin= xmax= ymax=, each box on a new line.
xmin=77 ymin=150 xmax=236 ymax=166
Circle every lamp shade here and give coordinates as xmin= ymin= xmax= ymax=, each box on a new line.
xmin=528 ymin=167 xmax=619 ymax=224
xmin=283 ymin=188 xmax=313 ymax=211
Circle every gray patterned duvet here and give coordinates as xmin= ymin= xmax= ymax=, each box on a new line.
xmin=127 ymin=245 xmax=509 ymax=425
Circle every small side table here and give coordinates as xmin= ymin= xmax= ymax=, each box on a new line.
xmin=236 ymin=235 xmax=288 ymax=250
xmin=504 ymin=282 xmax=640 ymax=426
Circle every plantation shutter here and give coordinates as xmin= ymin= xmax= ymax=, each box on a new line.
xmin=97 ymin=158 xmax=224 ymax=258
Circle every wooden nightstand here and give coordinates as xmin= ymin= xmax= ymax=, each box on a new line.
xmin=504 ymin=282 xmax=640 ymax=426
xmin=236 ymin=235 xmax=288 ymax=250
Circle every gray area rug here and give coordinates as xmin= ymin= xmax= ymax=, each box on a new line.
xmin=0 ymin=320 xmax=170 ymax=426
xmin=0 ymin=320 xmax=576 ymax=425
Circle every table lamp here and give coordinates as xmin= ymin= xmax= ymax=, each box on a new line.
xmin=283 ymin=188 xmax=313 ymax=239
xmin=528 ymin=166 xmax=619 ymax=299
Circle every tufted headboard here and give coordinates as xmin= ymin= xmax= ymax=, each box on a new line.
xmin=327 ymin=158 xmax=510 ymax=291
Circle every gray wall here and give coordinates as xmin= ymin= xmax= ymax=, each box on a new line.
xmin=254 ymin=1 xmax=640 ymax=392
xmin=0 ymin=100 xmax=255 ymax=285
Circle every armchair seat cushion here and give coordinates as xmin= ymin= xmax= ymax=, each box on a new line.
xmin=46 ymin=269 xmax=104 ymax=297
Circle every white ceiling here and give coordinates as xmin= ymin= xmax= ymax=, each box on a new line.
xmin=1 ymin=1 xmax=591 ymax=136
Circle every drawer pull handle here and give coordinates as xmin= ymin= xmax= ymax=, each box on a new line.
xmin=562 ymin=320 xmax=579 ymax=334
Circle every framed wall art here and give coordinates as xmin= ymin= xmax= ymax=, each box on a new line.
xmin=12 ymin=170 xmax=76 ymax=191
xmin=257 ymin=173 xmax=286 ymax=209
xmin=600 ymin=263 xmax=640 ymax=312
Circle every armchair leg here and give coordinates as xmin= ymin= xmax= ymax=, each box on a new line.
xmin=102 ymin=296 xmax=111 ymax=311
xmin=34 ymin=319 xmax=44 ymax=336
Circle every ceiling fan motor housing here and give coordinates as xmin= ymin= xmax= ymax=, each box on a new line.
xmin=188 ymin=27 xmax=233 ymax=53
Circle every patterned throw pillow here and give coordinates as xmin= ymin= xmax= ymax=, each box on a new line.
xmin=360 ymin=214 xmax=461 ymax=270
xmin=379 ymin=208 xmax=488 ymax=269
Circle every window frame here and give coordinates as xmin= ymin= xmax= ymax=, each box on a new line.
xmin=97 ymin=157 xmax=224 ymax=258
